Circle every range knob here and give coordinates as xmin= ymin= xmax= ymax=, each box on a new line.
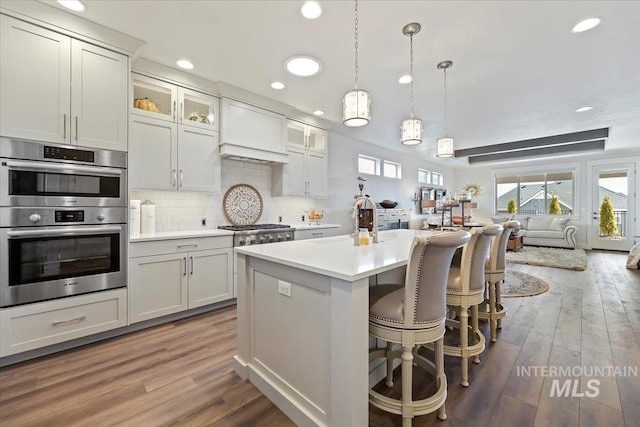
xmin=285 ymin=235 xmax=292 ymax=240
xmin=276 ymin=235 xmax=282 ymax=242
xmin=238 ymin=240 xmax=246 ymax=246
xmin=249 ymin=239 xmax=256 ymax=245
xmin=96 ymin=214 xmax=105 ymax=222
xmin=269 ymin=236 xmax=275 ymax=243
xmin=259 ymin=236 xmax=266 ymax=244
xmin=29 ymin=213 xmax=42 ymax=224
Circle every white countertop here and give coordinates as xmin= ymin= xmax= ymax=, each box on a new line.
xmin=291 ymin=223 xmax=340 ymax=231
xmin=130 ymin=229 xmax=234 ymax=242
xmin=235 ymin=229 xmax=441 ymax=282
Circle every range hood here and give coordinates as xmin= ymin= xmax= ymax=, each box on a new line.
xmin=219 ymin=97 xmax=289 ymax=164
xmin=219 ymin=143 xmax=288 ymax=164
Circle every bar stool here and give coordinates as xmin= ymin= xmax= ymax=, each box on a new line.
xmin=369 ymin=231 xmax=471 ymax=426
xmin=443 ymin=224 xmax=502 ymax=387
xmin=481 ymin=220 xmax=521 ymax=342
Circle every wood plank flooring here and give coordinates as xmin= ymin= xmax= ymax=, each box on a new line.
xmin=1 ymin=250 xmax=638 ymax=426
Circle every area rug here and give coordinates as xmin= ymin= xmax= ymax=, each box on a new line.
xmin=506 ymin=247 xmax=588 ymax=271
xmin=502 ymin=270 xmax=549 ymax=298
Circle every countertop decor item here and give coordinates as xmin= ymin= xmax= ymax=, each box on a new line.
xmin=380 ymin=200 xmax=398 ymax=208
xmin=223 ymin=184 xmax=263 ymax=225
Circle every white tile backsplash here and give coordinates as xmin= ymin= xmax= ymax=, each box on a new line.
xmin=130 ymin=159 xmax=326 ymax=232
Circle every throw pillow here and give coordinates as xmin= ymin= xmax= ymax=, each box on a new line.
xmin=549 ymin=217 xmax=570 ymax=231
xmin=627 ymin=244 xmax=640 ymax=269
xmin=527 ymin=216 xmax=554 ymax=231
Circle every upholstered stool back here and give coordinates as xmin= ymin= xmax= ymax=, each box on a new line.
xmin=486 ymin=220 xmax=520 ymax=277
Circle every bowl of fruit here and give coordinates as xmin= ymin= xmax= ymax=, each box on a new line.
xmin=380 ymin=200 xmax=398 ymax=208
xmin=306 ymin=209 xmax=324 ymax=225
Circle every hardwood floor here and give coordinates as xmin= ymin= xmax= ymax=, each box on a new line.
xmin=1 ymin=250 xmax=638 ymax=426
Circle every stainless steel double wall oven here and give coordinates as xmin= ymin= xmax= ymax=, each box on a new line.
xmin=0 ymin=138 xmax=127 ymax=307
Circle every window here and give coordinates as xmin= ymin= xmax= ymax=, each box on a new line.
xmin=496 ymin=171 xmax=575 ymax=215
xmin=432 ymin=172 xmax=443 ymax=186
xmin=418 ymin=168 xmax=443 ymax=186
xmin=358 ymin=154 xmax=380 ymax=175
xmin=383 ymin=160 xmax=402 ymax=179
xmin=418 ymin=168 xmax=430 ymax=184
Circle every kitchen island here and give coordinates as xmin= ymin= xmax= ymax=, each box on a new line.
xmin=233 ymin=229 xmax=441 ymax=426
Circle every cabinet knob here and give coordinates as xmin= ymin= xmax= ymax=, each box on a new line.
xmin=96 ymin=214 xmax=105 ymax=222
xmin=29 ymin=213 xmax=42 ymax=224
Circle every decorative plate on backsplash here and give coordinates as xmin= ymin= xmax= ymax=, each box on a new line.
xmin=223 ymin=184 xmax=263 ymax=225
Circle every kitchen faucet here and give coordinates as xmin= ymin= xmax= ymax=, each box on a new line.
xmin=352 ymin=196 xmax=379 ymax=246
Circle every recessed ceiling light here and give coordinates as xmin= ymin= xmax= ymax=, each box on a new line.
xmin=57 ymin=0 xmax=85 ymax=12
xmin=271 ymin=81 xmax=285 ymax=90
xmin=176 ymin=59 xmax=194 ymax=70
xmin=576 ymin=106 xmax=593 ymax=112
xmin=301 ymin=1 xmax=322 ymax=19
xmin=398 ymin=75 xmax=412 ymax=84
xmin=285 ymin=56 xmax=322 ymax=77
xmin=572 ymin=17 xmax=601 ymax=33
xmin=312 ymin=110 xmax=324 ymax=116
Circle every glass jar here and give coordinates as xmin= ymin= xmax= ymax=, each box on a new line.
xmin=358 ymin=228 xmax=370 ymax=245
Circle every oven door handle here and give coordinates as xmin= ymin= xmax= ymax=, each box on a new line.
xmin=7 ymin=226 xmax=123 ymax=237
xmin=3 ymin=160 xmax=122 ymax=176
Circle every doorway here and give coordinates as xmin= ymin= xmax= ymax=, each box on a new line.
xmin=590 ymin=163 xmax=635 ymax=251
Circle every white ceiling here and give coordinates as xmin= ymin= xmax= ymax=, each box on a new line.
xmin=48 ymin=0 xmax=640 ymax=165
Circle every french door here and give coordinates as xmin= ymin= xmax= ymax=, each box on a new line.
xmin=590 ymin=163 xmax=636 ymax=251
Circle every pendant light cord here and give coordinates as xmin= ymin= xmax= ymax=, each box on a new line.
xmin=409 ymin=32 xmax=414 ymax=118
xmin=354 ymin=0 xmax=359 ymax=89
xmin=443 ymin=67 xmax=448 ymax=134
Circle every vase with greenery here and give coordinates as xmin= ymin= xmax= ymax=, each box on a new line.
xmin=507 ymin=198 xmax=517 ymax=216
xmin=599 ymin=195 xmax=619 ymax=237
xmin=548 ymin=195 xmax=562 ymax=214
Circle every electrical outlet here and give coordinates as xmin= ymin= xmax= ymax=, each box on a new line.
xmin=301 ymin=215 xmax=305 ymax=222
xmin=201 ymin=217 xmax=207 ymax=227
xmin=278 ymin=280 xmax=292 ymax=297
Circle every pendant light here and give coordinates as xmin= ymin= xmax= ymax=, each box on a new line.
xmin=400 ymin=23 xmax=422 ymax=145
xmin=343 ymin=0 xmax=371 ymax=127
xmin=436 ymin=60 xmax=455 ymax=157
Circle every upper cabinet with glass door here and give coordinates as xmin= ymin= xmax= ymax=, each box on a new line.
xmin=132 ymin=73 xmax=219 ymax=131
xmin=287 ymin=120 xmax=327 ymax=154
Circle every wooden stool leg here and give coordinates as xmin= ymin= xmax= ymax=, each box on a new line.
xmin=496 ymin=281 xmax=503 ymax=329
xmin=436 ymin=338 xmax=447 ymax=421
xmin=489 ymin=281 xmax=497 ymax=342
xmin=385 ymin=341 xmax=394 ymax=387
xmin=401 ymin=346 xmax=414 ymax=427
xmin=459 ymin=307 xmax=470 ymax=387
xmin=471 ymin=304 xmax=481 ymax=363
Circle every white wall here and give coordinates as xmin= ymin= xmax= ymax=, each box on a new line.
xmin=325 ymin=132 xmax=456 ymax=232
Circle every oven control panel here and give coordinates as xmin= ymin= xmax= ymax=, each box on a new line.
xmin=0 ymin=207 xmax=126 ymax=227
xmin=55 ymin=210 xmax=85 ymax=223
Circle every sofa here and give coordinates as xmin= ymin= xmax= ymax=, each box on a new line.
xmin=492 ymin=215 xmax=578 ymax=249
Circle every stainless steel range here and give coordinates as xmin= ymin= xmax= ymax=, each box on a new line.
xmin=218 ymin=224 xmax=295 ymax=246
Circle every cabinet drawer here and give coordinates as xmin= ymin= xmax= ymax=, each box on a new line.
xmin=294 ymin=227 xmax=340 ymax=240
xmin=0 ymin=289 xmax=127 ymax=357
xmin=130 ymin=235 xmax=233 ymax=258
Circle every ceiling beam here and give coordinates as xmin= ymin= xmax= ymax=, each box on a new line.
xmin=455 ymin=128 xmax=609 ymax=158
xmin=467 ymin=139 xmax=606 ymax=164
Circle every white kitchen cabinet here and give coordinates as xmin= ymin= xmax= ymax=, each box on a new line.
xmin=219 ymin=98 xmax=288 ymax=163
xmin=129 ymin=115 xmax=221 ymax=192
xmin=131 ymin=73 xmax=219 ymax=131
xmin=129 ymin=236 xmax=233 ymax=323
xmin=0 ymin=288 xmax=127 ymax=357
xmin=272 ymin=120 xmax=328 ymax=197
xmin=0 ymin=15 xmax=128 ymax=151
